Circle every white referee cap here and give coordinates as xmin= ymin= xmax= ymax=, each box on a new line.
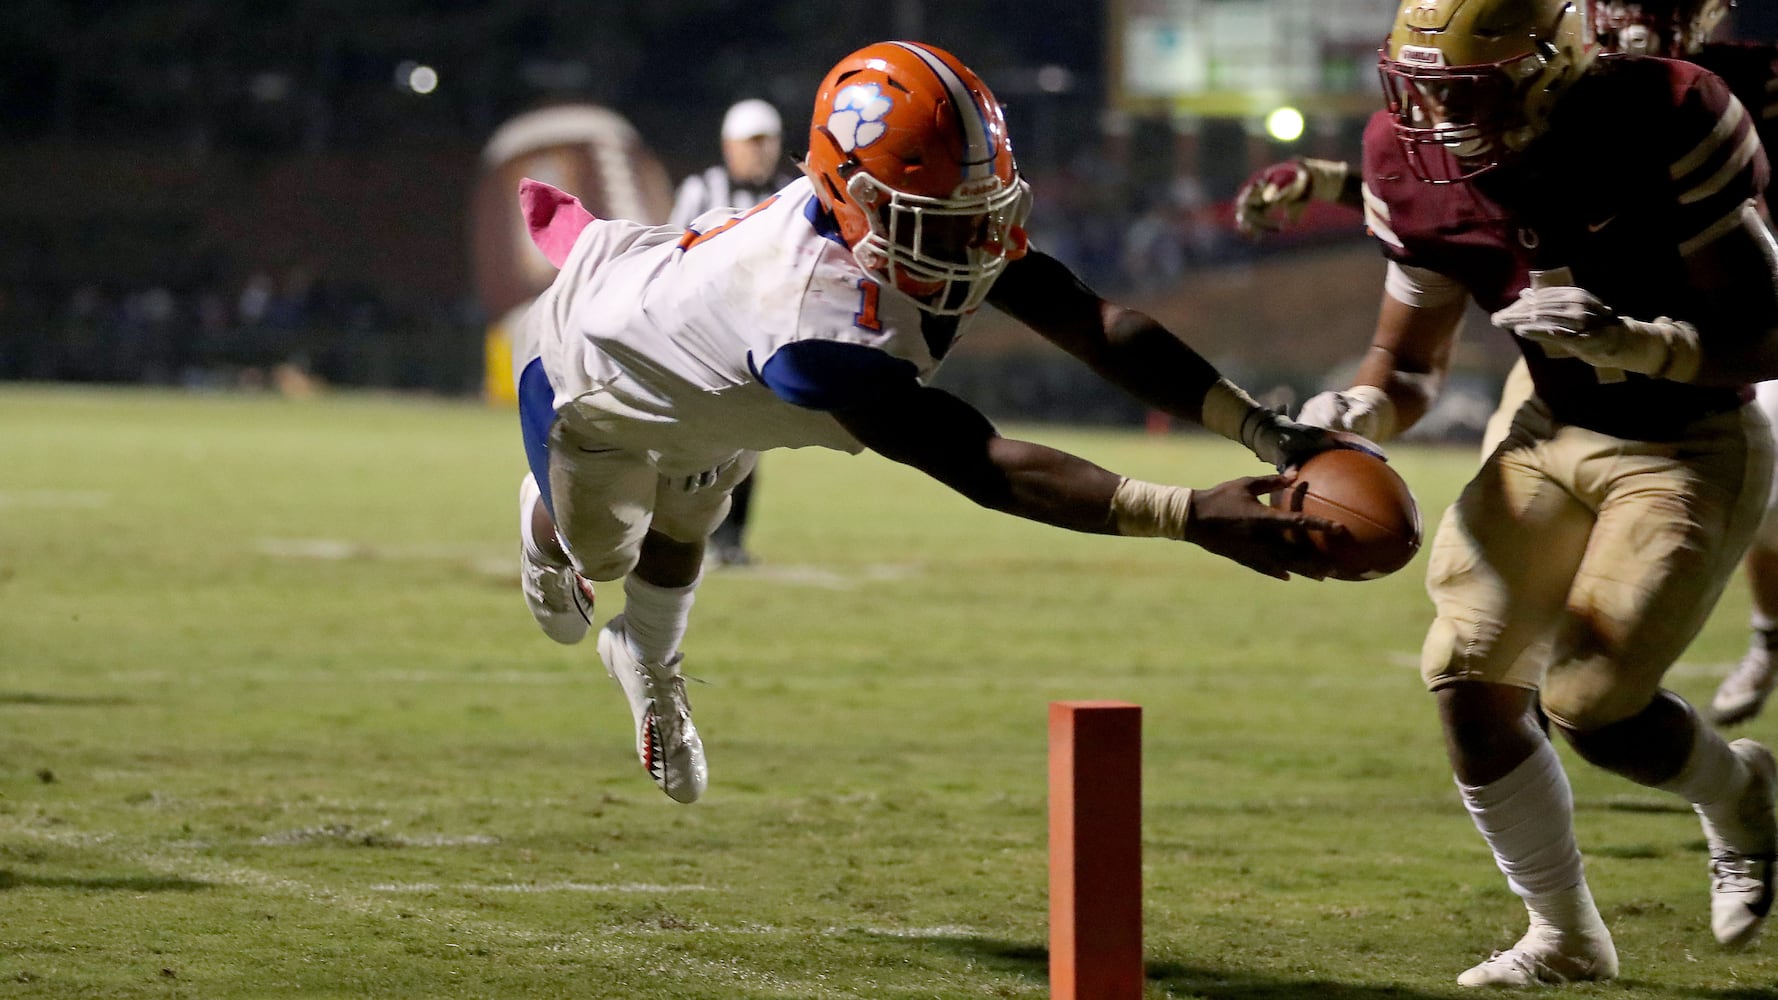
xmin=721 ymin=99 xmax=782 ymax=140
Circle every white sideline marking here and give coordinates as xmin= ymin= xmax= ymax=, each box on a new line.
xmin=256 ymin=537 xmax=509 ymax=578
xmin=840 ymin=924 xmax=979 ymax=939
xmin=0 ymin=489 xmax=110 ymax=508
xmin=257 ymin=537 xmax=919 ymax=589
xmin=4 ymin=825 xmax=957 ymax=997
xmin=715 ymin=563 xmax=920 ymax=589
xmin=256 ymin=537 xmax=502 ymax=562
xmin=253 ymin=826 xmax=500 ymax=847
xmin=370 ymin=881 xmax=712 ymax=894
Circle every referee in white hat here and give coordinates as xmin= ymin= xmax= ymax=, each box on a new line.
xmin=670 ymin=98 xmax=797 ymax=567
xmin=669 ymin=98 xmax=794 ymax=229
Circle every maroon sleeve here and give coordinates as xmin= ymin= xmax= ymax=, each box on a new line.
xmin=1664 ymin=65 xmax=1768 ymax=255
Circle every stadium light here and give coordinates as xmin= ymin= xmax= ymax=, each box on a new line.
xmin=1265 ymin=106 xmax=1305 ymax=143
xmin=395 ymin=60 xmax=440 ymax=95
xmin=409 ymin=65 xmax=439 ymax=95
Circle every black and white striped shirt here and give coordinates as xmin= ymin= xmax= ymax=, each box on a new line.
xmin=669 ymin=165 xmax=797 ymax=230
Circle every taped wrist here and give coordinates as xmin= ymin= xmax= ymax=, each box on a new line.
xmin=1110 ymin=477 xmax=1194 ymax=540
xmin=1200 ymin=378 xmax=1274 ymax=461
xmin=1344 ymin=385 xmax=1399 ymax=441
xmin=1302 ymin=158 xmax=1350 ymax=204
xmin=1620 ymin=316 xmax=1701 ymax=382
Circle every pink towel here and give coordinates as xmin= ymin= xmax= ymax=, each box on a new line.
xmin=519 ymin=178 xmax=597 ymax=268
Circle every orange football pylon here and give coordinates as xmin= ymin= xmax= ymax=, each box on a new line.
xmin=1048 ymin=700 xmax=1143 ymax=1000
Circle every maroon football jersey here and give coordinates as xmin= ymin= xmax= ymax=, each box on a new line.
xmin=1362 ymin=56 xmax=1767 ymax=440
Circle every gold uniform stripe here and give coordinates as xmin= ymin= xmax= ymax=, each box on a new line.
xmin=1679 ymin=127 xmax=1761 ymax=205
xmin=1670 ymin=97 xmax=1748 ymax=180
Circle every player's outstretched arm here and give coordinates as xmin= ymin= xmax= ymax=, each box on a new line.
xmin=832 ymin=384 xmax=1339 ymax=580
xmin=1233 ymin=158 xmax=1363 ymax=237
xmin=986 ymin=250 xmax=1342 ymax=470
xmin=1300 ymin=277 xmax=1466 ymax=441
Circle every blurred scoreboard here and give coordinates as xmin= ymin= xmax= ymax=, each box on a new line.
xmin=1111 ymin=0 xmax=1393 ymax=117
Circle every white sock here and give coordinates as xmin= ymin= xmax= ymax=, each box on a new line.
xmin=621 ymin=574 xmax=699 ymax=665
xmin=1753 ymin=614 xmax=1778 ymax=643
xmin=1523 ymin=882 xmax=1609 ymax=945
xmin=1658 ymin=712 xmax=1755 ymax=849
xmin=1458 ymin=740 xmax=1588 ymax=905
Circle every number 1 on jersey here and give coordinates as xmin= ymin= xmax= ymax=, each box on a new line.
xmin=854 ymin=279 xmax=882 ymax=332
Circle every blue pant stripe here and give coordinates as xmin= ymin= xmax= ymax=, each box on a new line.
xmin=517 ymin=358 xmax=558 ymax=518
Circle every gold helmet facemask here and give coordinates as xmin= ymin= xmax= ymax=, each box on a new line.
xmin=1380 ymin=0 xmax=1597 ymax=182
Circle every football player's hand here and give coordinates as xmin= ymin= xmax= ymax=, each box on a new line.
xmin=1182 ymin=473 xmax=1344 ymax=581
xmin=1233 ymin=158 xmax=1350 ymax=237
xmin=1490 ymin=286 xmax=1701 ymax=381
xmin=1297 ymin=386 xmax=1396 ymax=443
xmin=1249 ymin=409 xmax=1387 ymax=472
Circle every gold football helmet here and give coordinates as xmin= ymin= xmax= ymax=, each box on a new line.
xmin=1380 ymin=0 xmax=1597 ymax=182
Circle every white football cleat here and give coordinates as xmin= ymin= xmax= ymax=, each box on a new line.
xmin=1698 ymin=739 xmax=1777 ymax=948
xmin=598 ymin=615 xmax=706 ymax=804
xmin=1712 ymin=642 xmax=1777 ymax=727
xmin=1456 ymin=914 xmax=1617 ymax=988
xmin=519 ymin=475 xmax=594 ymax=645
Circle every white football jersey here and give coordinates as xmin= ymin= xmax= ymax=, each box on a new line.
xmin=522 ymin=176 xmax=977 ymax=474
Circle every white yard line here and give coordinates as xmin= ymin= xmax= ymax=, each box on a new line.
xmin=0 ymin=489 xmax=111 ymax=508
xmin=369 ymin=881 xmax=713 ymax=894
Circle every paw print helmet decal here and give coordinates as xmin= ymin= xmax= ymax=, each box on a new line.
xmin=805 ymin=41 xmax=1032 ymax=315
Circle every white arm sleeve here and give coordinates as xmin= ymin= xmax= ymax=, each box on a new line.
xmin=1383 ymin=261 xmax=1467 ymax=309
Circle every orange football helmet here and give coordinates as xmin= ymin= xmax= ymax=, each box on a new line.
xmin=804 ymin=41 xmax=1031 ymax=315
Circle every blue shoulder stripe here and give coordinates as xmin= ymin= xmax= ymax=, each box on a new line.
xmin=755 ymin=340 xmax=918 ymax=411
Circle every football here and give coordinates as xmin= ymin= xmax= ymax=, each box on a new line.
xmin=1272 ymin=447 xmax=1422 ymax=581
xmin=469 ymin=103 xmax=676 ymax=319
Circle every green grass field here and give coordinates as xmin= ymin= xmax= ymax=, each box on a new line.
xmin=3 ymin=384 xmax=1777 ymax=999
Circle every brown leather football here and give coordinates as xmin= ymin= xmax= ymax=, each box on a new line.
xmin=1272 ymin=447 xmax=1422 ymax=581
xmin=469 ymin=104 xmax=675 ymax=319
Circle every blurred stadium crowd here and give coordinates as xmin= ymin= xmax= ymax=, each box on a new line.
xmin=0 ymin=1 xmax=1646 ymax=421
xmin=0 ymin=3 xmax=1353 ymax=395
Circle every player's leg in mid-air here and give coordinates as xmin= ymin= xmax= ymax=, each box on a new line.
xmin=546 ymin=422 xmax=757 ymax=805
xmin=707 ymin=466 xmax=757 ymax=567
xmin=1426 ymin=405 xmax=1777 ymax=987
xmin=515 ymin=343 xmax=597 ymax=645
xmin=1713 ymin=380 xmax=1778 ymax=726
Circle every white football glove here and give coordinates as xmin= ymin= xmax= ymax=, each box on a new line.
xmin=1490 ymin=285 xmax=1701 ymax=382
xmin=1233 ymin=158 xmax=1351 ymax=237
xmin=1199 ymin=378 xmax=1384 ymax=471
xmin=1296 ymin=385 xmax=1398 ymax=442
xmin=1244 ymin=410 xmax=1386 ymax=472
